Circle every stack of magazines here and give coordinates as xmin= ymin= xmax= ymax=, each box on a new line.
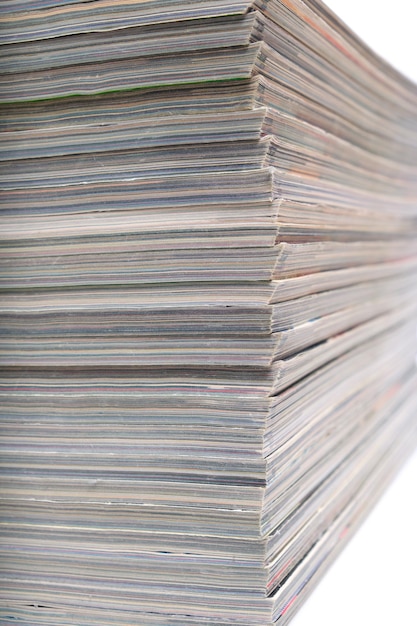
xmin=1 ymin=1 xmax=417 ymax=624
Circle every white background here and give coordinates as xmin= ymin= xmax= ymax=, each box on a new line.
xmin=291 ymin=450 xmax=417 ymax=625
xmin=323 ymin=0 xmax=417 ymax=84
xmin=291 ymin=1 xmax=417 ymax=624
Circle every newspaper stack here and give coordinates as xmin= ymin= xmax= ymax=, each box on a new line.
xmin=1 ymin=1 xmax=417 ymax=624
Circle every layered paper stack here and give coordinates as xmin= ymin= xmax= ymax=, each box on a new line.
xmin=1 ymin=1 xmax=417 ymax=624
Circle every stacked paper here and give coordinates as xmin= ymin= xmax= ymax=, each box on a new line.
xmin=1 ymin=1 xmax=417 ymax=624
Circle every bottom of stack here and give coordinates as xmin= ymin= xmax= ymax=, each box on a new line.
xmin=1 ymin=326 xmax=416 ymax=625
